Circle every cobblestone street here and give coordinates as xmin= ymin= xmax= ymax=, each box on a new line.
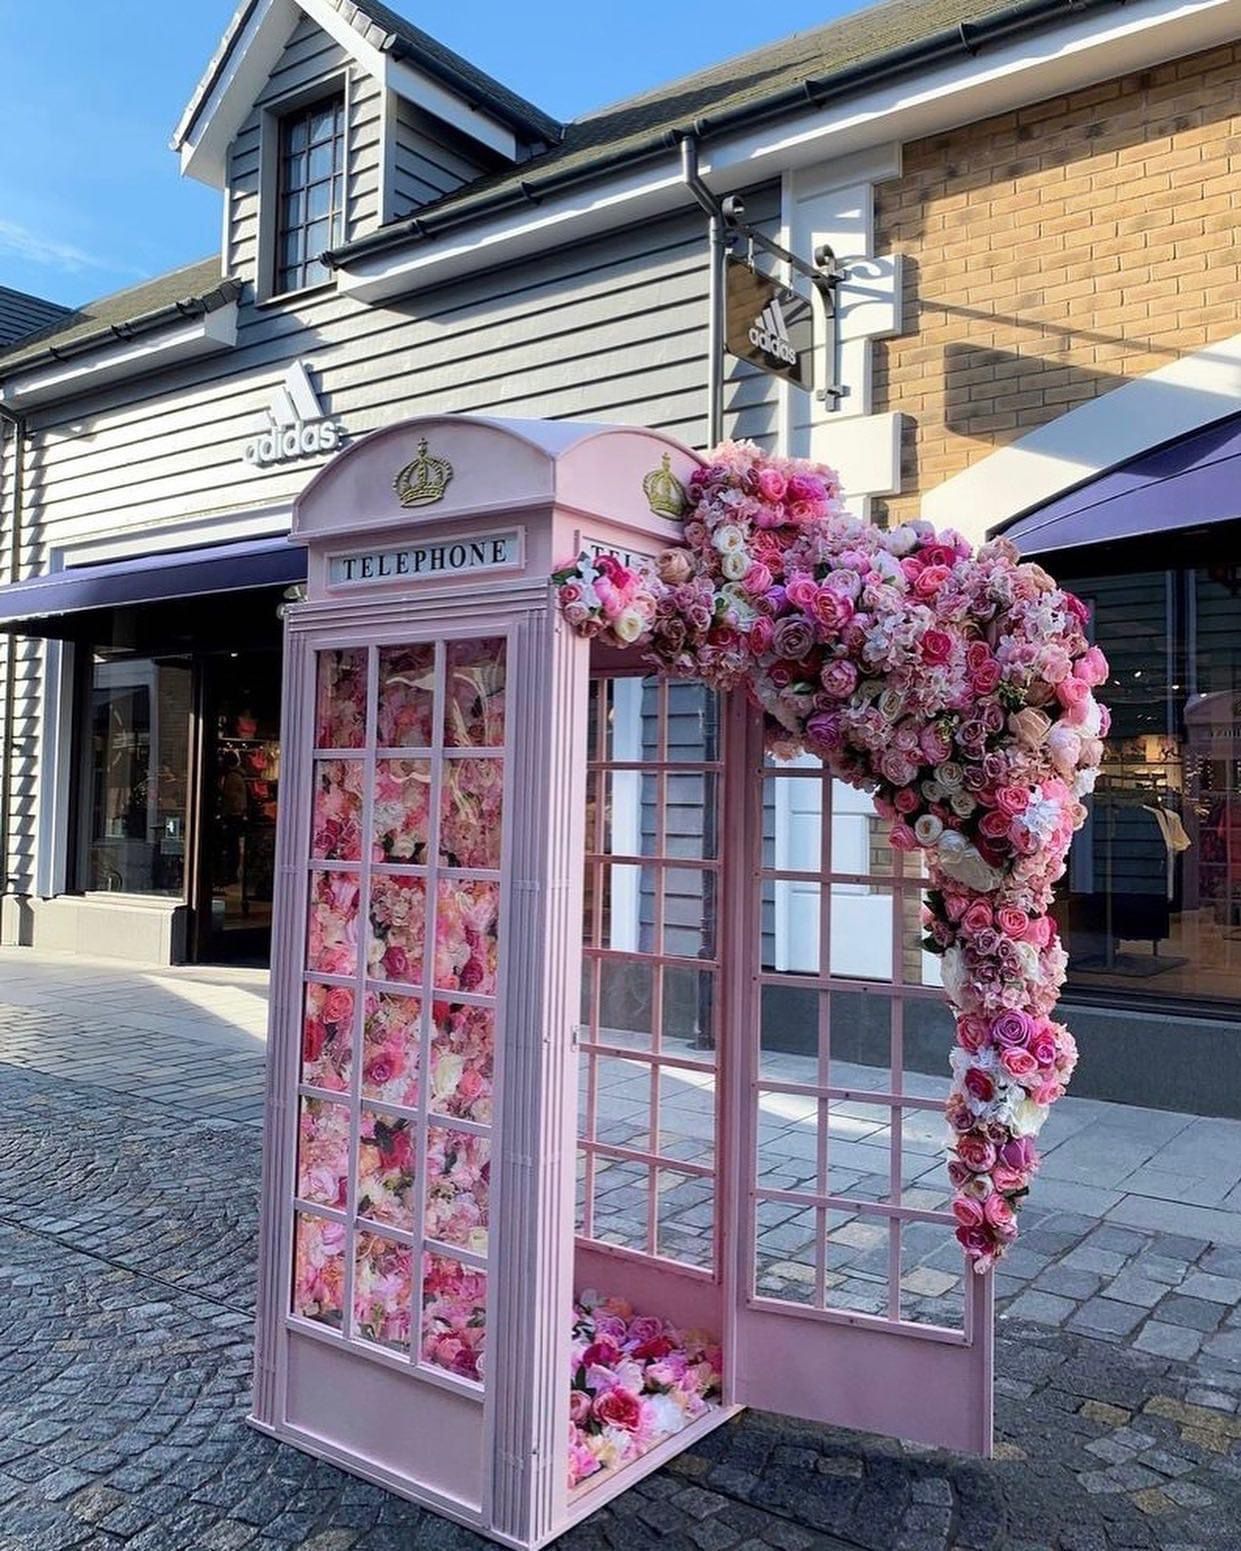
xmin=0 ymin=955 xmax=1239 ymax=1550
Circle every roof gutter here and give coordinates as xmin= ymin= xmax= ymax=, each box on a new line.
xmin=0 ymin=280 xmax=243 ymax=385
xmin=325 ymin=0 xmax=1126 ymax=272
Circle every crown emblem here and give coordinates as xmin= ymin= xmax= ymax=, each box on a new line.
xmin=393 ymin=439 xmax=454 ymax=508
xmin=642 ymin=452 xmax=687 ymax=519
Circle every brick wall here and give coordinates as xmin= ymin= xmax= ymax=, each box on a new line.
xmin=873 ymin=43 xmax=1241 ymax=525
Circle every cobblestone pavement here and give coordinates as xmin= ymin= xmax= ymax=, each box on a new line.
xmin=0 ymin=978 xmax=1239 ymax=1547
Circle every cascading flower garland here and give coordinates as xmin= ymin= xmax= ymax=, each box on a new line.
xmin=554 ymin=441 xmax=1109 ymax=1273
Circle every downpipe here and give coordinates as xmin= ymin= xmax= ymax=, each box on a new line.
xmin=0 ymin=402 xmax=25 ymax=902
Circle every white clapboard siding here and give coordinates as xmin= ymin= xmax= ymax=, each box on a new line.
xmin=391 ymin=96 xmax=497 ymax=215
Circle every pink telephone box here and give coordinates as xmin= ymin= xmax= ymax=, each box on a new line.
xmin=251 ymin=414 xmax=993 ymax=1551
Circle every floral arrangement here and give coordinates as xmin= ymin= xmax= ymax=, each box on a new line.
xmin=554 ymin=441 xmax=1108 ymax=1272
xmin=568 ymin=1292 xmax=722 ymax=1488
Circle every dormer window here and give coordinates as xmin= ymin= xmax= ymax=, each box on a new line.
xmin=275 ymin=94 xmax=345 ymax=295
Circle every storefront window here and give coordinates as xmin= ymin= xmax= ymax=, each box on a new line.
xmin=1056 ymin=560 xmax=1241 ymax=1008
xmin=83 ymin=654 xmax=192 ymax=896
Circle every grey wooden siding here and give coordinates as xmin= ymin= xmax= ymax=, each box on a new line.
xmin=390 ymin=97 xmax=496 ymax=217
xmin=1 ymin=148 xmax=779 ymax=895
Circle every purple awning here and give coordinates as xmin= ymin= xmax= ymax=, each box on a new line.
xmin=999 ymin=411 xmax=1241 ymax=556
xmin=0 ymin=534 xmax=306 ymax=635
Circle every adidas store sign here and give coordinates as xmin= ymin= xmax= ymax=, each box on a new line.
xmin=749 ymin=299 xmax=797 ymax=367
xmin=724 ymin=257 xmax=813 ymax=389
xmin=242 ymin=361 xmax=345 ymax=468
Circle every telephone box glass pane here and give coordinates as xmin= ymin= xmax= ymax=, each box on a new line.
xmin=292 ymin=1213 xmax=344 ymax=1327
xmin=357 ymin=1108 xmax=417 ymax=1230
xmin=440 ymin=757 xmax=504 ymax=869
xmin=297 ymin=1096 xmax=349 ymax=1209
xmin=307 ymin=871 xmax=360 ymax=976
xmin=311 ymin=759 xmax=363 ymax=860
xmin=426 ymin=1127 xmax=491 ymax=1254
xmin=429 ymin=1001 xmax=494 ymax=1122
xmin=315 ymin=648 xmax=367 ymax=748
xmin=445 ymin=639 xmax=506 ymax=747
xmin=377 ymin=644 xmax=435 ymax=748
xmin=373 ymin=759 xmax=432 ymax=862
xmin=353 ymin=1232 xmax=413 ymax=1350
xmin=301 ymin=982 xmax=353 ymax=1093
xmin=368 ymin=875 xmax=427 ymax=984
xmin=422 ymin=1254 xmax=486 ymax=1382
xmin=361 ymin=991 xmax=421 ymax=1107
xmin=433 ymin=880 xmax=499 ymax=993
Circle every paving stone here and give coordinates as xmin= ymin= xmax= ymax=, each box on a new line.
xmin=1031 ymin=1265 xmax=1103 ymax=1300
xmin=1134 ymin=1322 xmax=1203 ymax=1360
xmin=1063 ymin=1247 xmax=1128 ymax=1277
xmin=1179 ymin=1272 xmax=1241 ymax=1305
xmin=1003 ymin=1290 xmax=1076 ymax=1326
xmin=1068 ymin=1299 xmax=1145 ymax=1337
xmin=1158 ymin=1296 xmax=1226 ymax=1332
xmin=1105 ymin=1271 xmax=1169 ymax=1308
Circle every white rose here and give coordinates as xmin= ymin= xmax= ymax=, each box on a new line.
xmin=921 ymin=780 xmax=946 ymax=803
xmin=614 ymin=607 xmax=646 ymax=644
xmin=1010 ymin=1094 xmax=1050 ymax=1137
xmin=938 ymin=830 xmax=967 ymax=860
xmin=949 ymin=790 xmax=976 ymax=818
xmin=885 ymin=525 xmax=919 ymax=558
xmin=720 ymin=549 xmax=751 ymax=581
xmin=941 ymin=946 xmax=966 ymax=1003
xmin=936 ymin=761 xmax=964 ymax=792
xmin=712 ymin=523 xmax=746 ymax=554
xmin=914 ymin=814 xmax=944 ymax=846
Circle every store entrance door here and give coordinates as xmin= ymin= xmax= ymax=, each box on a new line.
xmin=192 ymin=649 xmax=283 ymax=964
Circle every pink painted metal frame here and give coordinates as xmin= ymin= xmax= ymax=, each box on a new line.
xmin=251 ymin=414 xmax=994 ymax=1551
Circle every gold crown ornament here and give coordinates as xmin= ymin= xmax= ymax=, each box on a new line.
xmin=393 ymin=439 xmax=454 ymax=508
xmin=642 ymin=452 xmax=687 ymax=519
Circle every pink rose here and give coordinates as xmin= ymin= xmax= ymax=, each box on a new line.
xmin=993 ymin=785 xmax=1029 ymax=817
xmin=996 ymin=906 xmax=1029 ymax=940
xmin=743 ymin=561 xmax=774 ymax=596
xmin=559 ymin=582 xmax=583 ymax=604
xmin=819 ymin=660 xmax=859 ymax=699
xmin=1076 ymin=645 xmax=1109 ymax=686
xmin=1030 ymin=1031 xmax=1058 ymax=1066
xmin=914 ymin=565 xmax=952 ymax=597
xmin=957 ymin=1015 xmax=989 ymax=1052
xmin=984 ymin=1193 xmax=1017 ymax=1231
xmin=1056 ymin=676 xmax=1090 ymax=709
xmin=956 ymin=1133 xmax=996 ymax=1172
xmin=784 ymin=574 xmax=820 ymax=610
xmin=813 ymin=587 xmax=854 ymax=630
xmin=1001 ymin=1047 xmax=1039 ymax=1080
xmin=756 ymin=468 xmax=788 ymax=502
xmin=921 ymin=628 xmax=953 ymax=664
xmin=888 ymin=822 xmax=918 ymax=852
xmin=952 ymin=1197 xmax=985 ymax=1229
xmin=593 ymin=1388 xmax=641 ymax=1431
xmin=961 ymin=900 xmax=993 ymax=935
xmin=569 ymin=1390 xmax=592 ymax=1425
xmin=893 ymin=786 xmax=920 ymax=814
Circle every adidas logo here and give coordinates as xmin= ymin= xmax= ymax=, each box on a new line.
xmin=241 ymin=360 xmax=344 ymax=467
xmin=749 ymin=297 xmax=797 ymax=367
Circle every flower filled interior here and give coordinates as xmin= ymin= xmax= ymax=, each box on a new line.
xmin=569 ymin=1291 xmax=722 ymax=1490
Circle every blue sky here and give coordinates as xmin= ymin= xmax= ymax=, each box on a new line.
xmin=0 ymin=0 xmax=864 ymax=307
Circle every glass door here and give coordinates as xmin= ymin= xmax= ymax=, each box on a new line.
xmin=194 ymin=648 xmax=283 ymax=963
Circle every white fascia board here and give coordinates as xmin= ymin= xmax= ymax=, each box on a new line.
xmin=178 ymin=0 xmax=300 ymax=188
xmin=0 ymin=304 xmax=240 ymax=409
xmin=338 ymin=164 xmax=689 ymax=302
xmin=339 ymin=0 xmax=1241 ymax=303
xmin=387 ymin=58 xmax=518 ymax=161
xmin=922 ymin=330 xmax=1241 ymax=544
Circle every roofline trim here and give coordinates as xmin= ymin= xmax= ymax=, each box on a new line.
xmin=173 ymin=0 xmax=560 ymax=189
xmin=0 ymin=281 xmax=243 ymax=395
xmin=327 ymin=0 xmax=1130 ymax=271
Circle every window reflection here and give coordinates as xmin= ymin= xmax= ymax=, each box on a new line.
xmin=1056 ymin=563 xmax=1241 ymax=1006
xmin=83 ymin=654 xmax=192 ymax=896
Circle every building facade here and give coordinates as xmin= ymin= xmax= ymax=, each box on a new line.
xmin=1 ymin=0 xmax=1239 ymax=1111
